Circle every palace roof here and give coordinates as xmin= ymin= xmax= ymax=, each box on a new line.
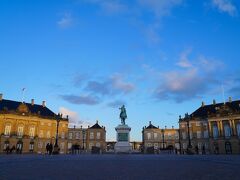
xmin=182 ymin=100 xmax=240 ymax=120
xmin=0 ymin=99 xmax=66 ymax=120
xmin=89 ymin=121 xmax=104 ymax=129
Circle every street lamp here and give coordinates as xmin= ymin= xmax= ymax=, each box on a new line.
xmin=53 ymin=113 xmax=61 ymax=155
xmin=185 ymin=113 xmax=193 ymax=154
xmin=82 ymin=129 xmax=86 ymax=152
xmin=161 ymin=129 xmax=165 ymax=150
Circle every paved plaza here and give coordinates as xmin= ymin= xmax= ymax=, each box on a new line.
xmin=0 ymin=154 xmax=239 ymax=180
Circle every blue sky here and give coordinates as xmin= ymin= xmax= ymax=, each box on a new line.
xmin=0 ymin=0 xmax=240 ymax=141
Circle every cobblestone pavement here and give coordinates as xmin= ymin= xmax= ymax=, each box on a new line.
xmin=0 ymin=154 xmax=239 ymax=180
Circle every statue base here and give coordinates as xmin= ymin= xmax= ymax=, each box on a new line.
xmin=114 ymin=124 xmax=132 ymax=154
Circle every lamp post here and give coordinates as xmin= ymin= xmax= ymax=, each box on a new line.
xmin=82 ymin=130 xmax=86 ymax=152
xmin=53 ymin=113 xmax=61 ymax=155
xmin=185 ymin=113 xmax=192 ymax=150
xmin=161 ymin=129 xmax=165 ymax=150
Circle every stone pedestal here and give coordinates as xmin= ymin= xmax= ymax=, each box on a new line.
xmin=114 ymin=124 xmax=132 ymax=153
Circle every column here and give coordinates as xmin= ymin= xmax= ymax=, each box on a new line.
xmin=208 ymin=122 xmax=212 ymax=138
xmin=217 ymin=121 xmax=221 ymax=137
xmin=219 ymin=121 xmax=223 ymax=137
xmin=231 ymin=120 xmax=236 ymax=136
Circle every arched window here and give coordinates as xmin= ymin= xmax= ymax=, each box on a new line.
xmin=224 ymin=123 xmax=231 ymax=138
xmin=17 ymin=125 xmax=24 ymax=137
xmin=29 ymin=126 xmax=35 ymax=138
xmin=213 ymin=124 xmax=218 ymax=139
xmin=4 ymin=124 xmax=11 ymax=136
xmin=237 ymin=123 xmax=240 ymax=137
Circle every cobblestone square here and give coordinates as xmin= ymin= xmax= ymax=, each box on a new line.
xmin=0 ymin=154 xmax=239 ymax=180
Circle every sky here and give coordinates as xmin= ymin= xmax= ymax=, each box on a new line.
xmin=0 ymin=0 xmax=240 ymax=141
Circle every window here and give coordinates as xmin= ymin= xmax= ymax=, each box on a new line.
xmin=38 ymin=142 xmax=43 ymax=149
xmin=60 ymin=143 xmax=65 ymax=151
xmin=198 ymin=142 xmax=202 ymax=150
xmin=40 ymin=122 xmax=44 ymax=126
xmin=237 ymin=123 xmax=240 ymax=137
xmin=182 ymin=143 xmax=187 ymax=149
xmin=89 ymin=143 xmax=93 ymax=149
xmin=90 ymin=132 xmax=94 ymax=140
xmin=175 ymin=133 xmax=179 ymax=140
xmin=61 ymin=132 xmax=65 ymax=139
xmin=4 ymin=124 xmax=11 ymax=136
xmin=96 ymin=143 xmax=101 ymax=147
xmin=167 ymin=133 xmax=172 ymax=139
xmin=29 ymin=143 xmax=34 ymax=151
xmin=69 ymin=132 xmax=73 ymax=139
xmin=154 ymin=133 xmax=158 ymax=140
xmin=39 ymin=130 xmax=43 ymax=138
xmin=213 ymin=124 xmax=218 ymax=139
xmin=68 ymin=143 xmax=72 ymax=149
xmin=97 ymin=132 xmax=101 ymax=140
xmin=224 ymin=124 xmax=231 ymax=138
xmin=190 ymin=132 xmax=193 ymax=139
xmin=196 ymin=122 xmax=201 ymax=127
xmin=182 ymin=132 xmax=187 ymax=140
xmin=29 ymin=127 xmax=35 ymax=138
xmin=181 ymin=124 xmax=185 ymax=128
xmin=197 ymin=131 xmax=202 ymax=139
xmin=46 ymin=131 xmax=51 ymax=139
xmin=204 ymin=130 xmax=209 ymax=138
xmin=17 ymin=126 xmax=24 ymax=137
xmin=154 ymin=143 xmax=158 ymax=149
xmin=48 ymin=123 xmax=51 ymax=127
xmin=147 ymin=143 xmax=152 ymax=147
xmin=147 ymin=133 xmax=151 ymax=140
xmin=62 ymin=124 xmax=66 ymax=128
xmin=75 ymin=132 xmax=80 ymax=139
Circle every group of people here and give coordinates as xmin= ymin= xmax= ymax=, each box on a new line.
xmin=46 ymin=143 xmax=53 ymax=155
xmin=5 ymin=145 xmax=22 ymax=154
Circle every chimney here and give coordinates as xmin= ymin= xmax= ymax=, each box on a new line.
xmin=0 ymin=93 xmax=3 ymax=101
xmin=165 ymin=126 xmax=167 ymax=129
xmin=213 ymin=99 xmax=216 ymax=105
xmin=96 ymin=120 xmax=99 ymax=124
xmin=172 ymin=126 xmax=174 ymax=129
xmin=229 ymin=97 xmax=232 ymax=103
xmin=31 ymin=99 xmax=34 ymax=106
xmin=149 ymin=121 xmax=152 ymax=125
xmin=74 ymin=125 xmax=76 ymax=129
xmin=42 ymin=101 xmax=46 ymax=107
xmin=202 ymin=101 xmax=205 ymax=107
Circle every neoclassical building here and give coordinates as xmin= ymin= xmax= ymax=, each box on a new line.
xmin=179 ymin=98 xmax=240 ymax=154
xmin=67 ymin=121 xmax=106 ymax=153
xmin=142 ymin=121 xmax=180 ymax=153
xmin=0 ymin=94 xmax=69 ymax=154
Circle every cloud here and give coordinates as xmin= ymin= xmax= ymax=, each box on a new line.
xmin=138 ymin=0 xmax=183 ymax=17
xmin=57 ymin=13 xmax=73 ymax=28
xmin=85 ymin=81 xmax=110 ymax=95
xmin=176 ymin=48 xmax=193 ymax=68
xmin=212 ymin=0 xmax=238 ymax=16
xmin=152 ymin=50 xmax=224 ymax=103
xmin=110 ymin=74 xmax=135 ymax=94
xmin=83 ymin=0 xmax=127 ymax=14
xmin=60 ymin=94 xmax=100 ymax=105
xmin=59 ymin=107 xmax=93 ymax=128
xmin=83 ymin=74 xmax=135 ymax=96
xmin=107 ymin=100 xmax=126 ymax=108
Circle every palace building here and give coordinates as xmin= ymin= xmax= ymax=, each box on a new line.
xmin=142 ymin=121 xmax=180 ymax=153
xmin=67 ymin=121 xmax=106 ymax=153
xmin=0 ymin=94 xmax=69 ymax=154
xmin=179 ymin=98 xmax=240 ymax=154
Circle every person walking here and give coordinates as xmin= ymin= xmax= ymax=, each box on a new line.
xmin=46 ymin=143 xmax=50 ymax=155
xmin=49 ymin=143 xmax=53 ymax=155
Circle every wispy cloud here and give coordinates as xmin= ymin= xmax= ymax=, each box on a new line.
xmin=57 ymin=13 xmax=74 ymax=29
xmin=59 ymin=107 xmax=93 ymax=128
xmin=60 ymin=94 xmax=100 ymax=105
xmin=138 ymin=0 xmax=183 ymax=17
xmin=152 ymin=50 xmax=224 ymax=103
xmin=107 ymin=100 xmax=126 ymax=108
xmin=212 ymin=0 xmax=238 ymax=16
